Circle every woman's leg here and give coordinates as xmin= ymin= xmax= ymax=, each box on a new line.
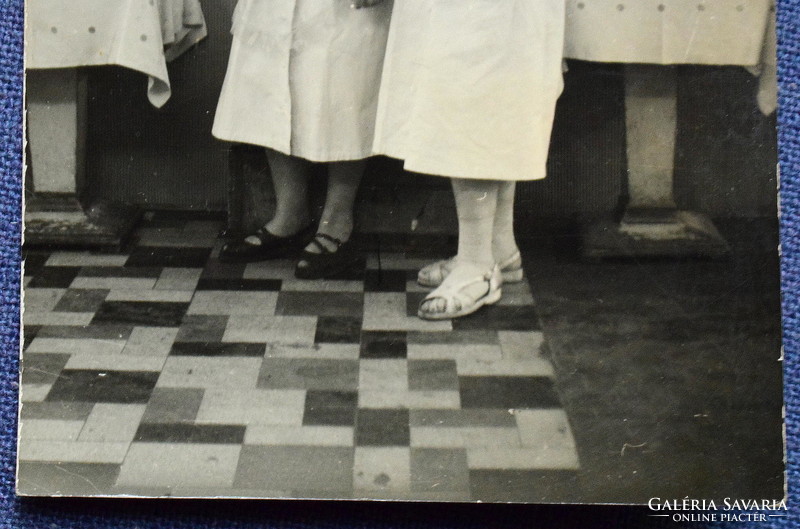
xmin=420 ymin=178 xmax=500 ymax=316
xmin=300 ymin=160 xmax=366 ymax=256
xmin=492 ymin=181 xmax=519 ymax=263
xmin=244 ymin=148 xmax=312 ymax=245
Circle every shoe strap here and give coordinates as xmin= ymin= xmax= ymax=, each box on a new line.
xmin=314 ymin=232 xmax=344 ymax=248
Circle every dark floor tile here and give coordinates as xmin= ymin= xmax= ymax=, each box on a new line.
xmin=126 ymin=246 xmax=211 ymax=268
xmin=277 ymin=292 xmax=363 ymax=318
xmin=406 ymin=292 xmax=427 ymax=317
xmin=459 ymin=376 xmax=561 ymax=409
xmin=200 ymin=260 xmax=247 ymax=280
xmin=407 ymin=360 xmax=459 ymax=391
xmin=20 ymin=401 xmax=95 ymax=421
xmin=452 ymin=305 xmax=541 ymax=331
xmin=314 ymin=316 xmax=361 ymax=344
xmin=93 ymin=301 xmax=189 ymax=327
xmin=364 ymin=270 xmax=407 ymax=293
xmin=409 ymin=409 xmax=517 ymax=428
xmin=23 ymin=325 xmax=40 ymax=351
xmin=303 ymin=390 xmax=358 ymax=426
xmin=234 ymin=446 xmax=354 ymax=491
xmin=27 ymin=267 xmax=80 ymax=288
xmin=360 ymin=331 xmax=407 ymax=359
xmin=46 ymin=370 xmax=159 ymax=404
xmin=404 ymin=235 xmax=457 ymax=259
xmin=53 ymin=289 xmax=109 ymax=313
xmin=355 ymin=408 xmax=410 ymax=446
xmin=134 ymin=423 xmax=245 ymax=444
xmin=140 ymin=387 xmax=204 ymax=424
xmin=78 ymin=266 xmax=162 ymax=278
xmin=469 ymin=469 xmax=580 ymax=503
xmin=258 ymin=358 xmax=359 ymax=391
xmin=411 ymin=448 xmax=469 ymax=492
xmin=170 ymin=342 xmax=266 ymax=357
xmin=17 ymin=462 xmax=120 ymax=496
xmin=22 ymin=251 xmax=50 ymax=277
xmin=196 ymin=278 xmax=281 ymax=291
xmin=21 ymin=353 xmax=70 ymax=385
xmin=175 ymin=315 xmax=228 ymax=343
xmin=36 ymin=324 xmax=134 ymax=340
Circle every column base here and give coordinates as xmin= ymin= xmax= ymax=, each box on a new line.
xmin=582 ymin=209 xmax=730 ymax=259
xmin=25 ymin=194 xmax=141 ymax=250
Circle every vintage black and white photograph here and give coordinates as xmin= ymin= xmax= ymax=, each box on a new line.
xmin=18 ymin=0 xmax=783 ymax=504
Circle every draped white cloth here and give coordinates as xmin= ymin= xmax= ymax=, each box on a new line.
xmin=212 ymin=0 xmax=392 ymax=162
xmin=374 ymin=0 xmax=775 ymax=181
xmin=26 ymin=0 xmax=207 ymax=107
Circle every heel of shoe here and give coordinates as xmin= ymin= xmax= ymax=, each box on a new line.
xmin=485 ymin=287 xmax=502 ymax=306
xmin=501 ymin=268 xmax=524 ymax=283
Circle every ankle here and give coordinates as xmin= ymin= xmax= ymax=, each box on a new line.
xmin=266 ymin=214 xmax=311 ymax=237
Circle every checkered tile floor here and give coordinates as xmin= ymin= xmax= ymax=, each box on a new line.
xmin=18 ymin=213 xmax=579 ymax=501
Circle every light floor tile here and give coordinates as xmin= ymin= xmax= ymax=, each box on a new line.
xmin=195 ymin=388 xmax=305 ymax=425
xmin=23 ymin=288 xmax=66 ymax=312
xmin=122 ymin=327 xmax=179 ymax=357
xmin=359 ymin=360 xmax=408 ymax=391
xmin=158 ymin=357 xmax=262 ymax=389
xmin=515 ymin=409 xmax=577 ymax=451
xmin=46 ymin=252 xmax=129 ymax=267
xmin=410 ymin=427 xmax=521 ymax=448
xmin=358 ymin=390 xmax=460 ymax=409
xmin=245 ymin=426 xmax=354 ymax=446
xmin=23 ymin=312 xmax=95 ymax=327
xmin=19 ymin=419 xmax=85 ymax=441
xmin=362 ymin=317 xmax=452 ymax=332
xmin=65 ymin=354 xmax=166 ymax=372
xmin=20 ymin=384 xmax=53 ymax=402
xmin=188 ymin=291 xmax=278 ymax=316
xmin=71 ymin=278 xmax=157 ymax=290
xmin=106 ymin=290 xmax=194 ymax=303
xmin=116 ymin=443 xmax=241 ymax=488
xmin=78 ymin=404 xmax=147 ymax=443
xmin=466 ymin=446 xmax=580 ymax=470
xmin=154 ymin=268 xmax=203 ymax=291
xmin=281 ymin=279 xmax=363 ymax=292
xmin=265 ymin=343 xmax=360 ymax=360
xmin=354 ymin=447 xmax=410 ymax=492
xmin=26 ymin=338 xmax=126 ymax=356
xmin=19 ymin=440 xmax=130 ymax=464
xmin=407 ymin=343 xmax=502 ymax=361
xmin=455 ymin=358 xmax=554 ymax=378
xmin=223 ymin=315 xmax=317 ymax=345
xmin=498 ymin=331 xmax=545 ymax=360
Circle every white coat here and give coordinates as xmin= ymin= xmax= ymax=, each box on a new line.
xmin=373 ymin=0 xmax=566 ymax=181
xmin=213 ymin=0 xmax=392 ymax=162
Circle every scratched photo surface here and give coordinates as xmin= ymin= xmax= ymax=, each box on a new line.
xmin=19 ymin=0 xmax=783 ymax=503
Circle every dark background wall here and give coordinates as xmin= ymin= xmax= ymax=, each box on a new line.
xmin=85 ymin=0 xmax=778 ymax=220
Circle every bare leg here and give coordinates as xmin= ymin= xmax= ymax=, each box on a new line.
xmin=492 ymin=180 xmax=521 ymax=264
xmin=420 ymin=178 xmax=500 ymax=316
xmin=301 ymin=160 xmax=366 ymax=257
xmin=244 ymin=148 xmax=312 ymax=245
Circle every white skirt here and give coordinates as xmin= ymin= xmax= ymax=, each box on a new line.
xmin=213 ymin=0 xmax=392 ymax=162
xmin=373 ymin=0 xmax=565 ymax=181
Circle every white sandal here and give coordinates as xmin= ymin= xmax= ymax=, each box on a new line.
xmin=418 ymin=264 xmax=502 ymax=320
xmin=417 ymin=251 xmax=524 ymax=288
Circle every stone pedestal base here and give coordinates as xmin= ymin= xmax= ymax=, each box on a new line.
xmin=583 ymin=210 xmax=729 ymax=259
xmin=25 ymin=194 xmax=141 ymax=250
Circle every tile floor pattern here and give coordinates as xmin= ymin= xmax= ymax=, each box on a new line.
xmin=18 ymin=213 xmax=579 ymax=501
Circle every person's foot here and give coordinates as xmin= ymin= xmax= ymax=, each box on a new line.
xmin=219 ymin=222 xmax=315 ymax=263
xmin=418 ymin=262 xmax=502 ymax=320
xmin=417 ymin=251 xmax=524 ymax=288
xmin=297 ymin=219 xmax=353 ymax=268
xmin=294 ymin=233 xmax=363 ymax=279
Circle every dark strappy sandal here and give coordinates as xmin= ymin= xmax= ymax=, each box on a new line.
xmin=219 ymin=223 xmax=315 ymax=263
xmin=294 ymin=233 xmax=363 ymax=280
